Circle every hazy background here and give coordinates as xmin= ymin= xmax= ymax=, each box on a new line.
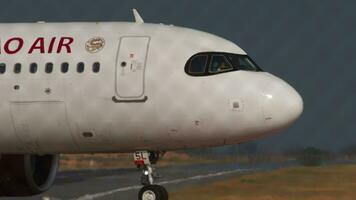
xmin=0 ymin=0 xmax=354 ymax=152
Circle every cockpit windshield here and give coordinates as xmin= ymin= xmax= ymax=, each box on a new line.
xmin=226 ymin=54 xmax=262 ymax=72
xmin=185 ymin=52 xmax=262 ymax=76
xmin=209 ymin=55 xmax=233 ymax=73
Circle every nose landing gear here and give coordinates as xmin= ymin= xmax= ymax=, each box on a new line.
xmin=134 ymin=151 xmax=168 ymax=200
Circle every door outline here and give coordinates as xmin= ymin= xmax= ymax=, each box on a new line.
xmin=114 ymin=36 xmax=151 ymax=100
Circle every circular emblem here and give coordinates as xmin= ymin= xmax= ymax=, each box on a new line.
xmin=85 ymin=37 xmax=105 ymax=53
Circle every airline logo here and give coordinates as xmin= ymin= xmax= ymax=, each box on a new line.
xmin=85 ymin=37 xmax=105 ymax=53
xmin=0 ymin=37 xmax=74 ymax=54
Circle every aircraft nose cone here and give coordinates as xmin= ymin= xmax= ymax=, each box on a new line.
xmin=263 ymin=80 xmax=303 ymax=132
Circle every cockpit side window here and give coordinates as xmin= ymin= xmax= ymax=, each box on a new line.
xmin=188 ymin=55 xmax=208 ymax=75
xmin=209 ymin=55 xmax=233 ymax=74
xmin=227 ymin=54 xmax=261 ymax=72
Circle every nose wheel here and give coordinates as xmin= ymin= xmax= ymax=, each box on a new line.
xmin=139 ymin=185 xmax=168 ymax=200
xmin=134 ymin=151 xmax=168 ymax=200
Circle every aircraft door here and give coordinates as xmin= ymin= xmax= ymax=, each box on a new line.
xmin=115 ymin=36 xmax=150 ymax=101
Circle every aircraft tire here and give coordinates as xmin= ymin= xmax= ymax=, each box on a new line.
xmin=138 ymin=185 xmax=168 ymax=200
xmin=157 ymin=185 xmax=168 ymax=200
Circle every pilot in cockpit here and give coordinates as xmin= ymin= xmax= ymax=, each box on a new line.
xmin=211 ymin=60 xmax=230 ymax=72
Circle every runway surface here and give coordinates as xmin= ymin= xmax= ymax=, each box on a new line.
xmin=1 ymin=162 xmax=295 ymax=200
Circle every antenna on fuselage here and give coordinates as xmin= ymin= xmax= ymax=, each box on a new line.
xmin=132 ymin=9 xmax=144 ymax=23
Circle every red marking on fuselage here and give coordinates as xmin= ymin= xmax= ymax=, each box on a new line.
xmin=28 ymin=37 xmax=45 ymax=54
xmin=57 ymin=37 xmax=74 ymax=53
xmin=48 ymin=37 xmax=56 ymax=53
xmin=1 ymin=37 xmax=74 ymax=54
xmin=4 ymin=37 xmax=24 ymax=54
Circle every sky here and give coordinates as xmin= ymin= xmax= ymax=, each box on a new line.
xmin=0 ymin=0 xmax=355 ymax=152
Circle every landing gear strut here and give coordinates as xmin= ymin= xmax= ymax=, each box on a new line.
xmin=134 ymin=151 xmax=168 ymax=200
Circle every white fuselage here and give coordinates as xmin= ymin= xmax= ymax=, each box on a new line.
xmin=0 ymin=22 xmax=303 ymax=154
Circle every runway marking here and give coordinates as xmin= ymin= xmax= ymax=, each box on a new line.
xmin=74 ymin=168 xmax=256 ymax=200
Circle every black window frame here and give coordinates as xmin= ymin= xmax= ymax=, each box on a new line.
xmin=187 ymin=54 xmax=208 ymax=75
xmin=14 ymin=63 xmax=22 ymax=74
xmin=184 ymin=52 xmax=262 ymax=76
xmin=61 ymin=62 xmax=69 ymax=73
xmin=29 ymin=63 xmax=38 ymax=74
xmin=77 ymin=62 xmax=85 ymax=73
xmin=226 ymin=54 xmax=262 ymax=72
xmin=92 ymin=62 xmax=100 ymax=73
xmin=0 ymin=63 xmax=6 ymax=74
xmin=45 ymin=62 xmax=54 ymax=74
xmin=208 ymin=54 xmax=233 ymax=74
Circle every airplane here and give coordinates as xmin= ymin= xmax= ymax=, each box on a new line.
xmin=0 ymin=9 xmax=303 ymax=200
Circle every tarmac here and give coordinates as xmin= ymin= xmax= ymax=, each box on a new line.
xmin=1 ymin=161 xmax=286 ymax=200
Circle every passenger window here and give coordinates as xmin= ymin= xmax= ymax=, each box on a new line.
xmin=30 ymin=63 xmax=38 ymax=73
xmin=189 ymin=55 xmax=208 ymax=75
xmin=209 ymin=55 xmax=232 ymax=73
xmin=92 ymin=62 xmax=100 ymax=73
xmin=14 ymin=63 xmax=21 ymax=74
xmin=0 ymin=63 xmax=6 ymax=74
xmin=45 ymin=63 xmax=53 ymax=73
xmin=61 ymin=62 xmax=69 ymax=73
xmin=77 ymin=62 xmax=85 ymax=73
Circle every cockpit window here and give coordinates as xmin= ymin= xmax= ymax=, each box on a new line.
xmin=226 ymin=54 xmax=261 ymax=72
xmin=189 ymin=55 xmax=208 ymax=75
xmin=185 ymin=52 xmax=262 ymax=76
xmin=209 ymin=55 xmax=233 ymax=73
